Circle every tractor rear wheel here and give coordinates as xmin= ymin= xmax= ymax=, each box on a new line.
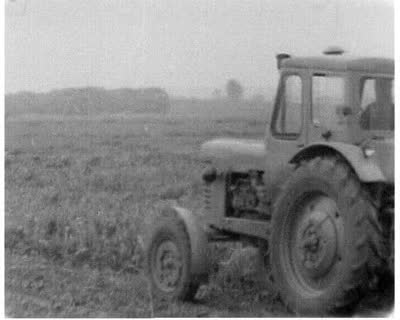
xmin=270 ymin=157 xmax=384 ymax=315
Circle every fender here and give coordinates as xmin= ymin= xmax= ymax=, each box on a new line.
xmin=171 ymin=206 xmax=211 ymax=276
xmin=290 ymin=142 xmax=386 ymax=183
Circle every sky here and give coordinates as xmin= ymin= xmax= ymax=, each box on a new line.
xmin=5 ymin=0 xmax=394 ymax=98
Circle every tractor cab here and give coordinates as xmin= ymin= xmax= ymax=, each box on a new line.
xmin=273 ymin=50 xmax=394 ymax=146
xmin=268 ymin=49 xmax=394 ymax=184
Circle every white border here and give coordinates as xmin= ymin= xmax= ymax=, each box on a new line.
xmin=0 ymin=1 xmax=397 ymax=319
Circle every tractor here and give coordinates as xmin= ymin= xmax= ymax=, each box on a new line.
xmin=145 ymin=48 xmax=394 ymax=315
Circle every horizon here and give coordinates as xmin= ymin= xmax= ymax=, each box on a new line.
xmin=4 ymin=84 xmax=272 ymax=101
xmin=4 ymin=84 xmax=271 ymax=99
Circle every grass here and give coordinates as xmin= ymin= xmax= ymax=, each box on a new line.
xmin=6 ymin=251 xmax=287 ymax=317
xmin=5 ymin=112 xmax=289 ymax=317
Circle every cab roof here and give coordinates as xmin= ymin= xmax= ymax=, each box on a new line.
xmin=281 ymin=56 xmax=394 ymax=75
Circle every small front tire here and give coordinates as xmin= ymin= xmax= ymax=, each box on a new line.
xmin=145 ymin=207 xmax=203 ymax=301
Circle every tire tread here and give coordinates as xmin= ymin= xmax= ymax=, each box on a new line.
xmin=271 ymin=156 xmax=384 ymax=315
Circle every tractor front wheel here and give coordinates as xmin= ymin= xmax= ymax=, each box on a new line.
xmin=146 ymin=207 xmax=204 ymax=301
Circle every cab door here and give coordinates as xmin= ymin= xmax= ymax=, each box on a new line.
xmin=265 ymin=70 xmax=309 ymax=201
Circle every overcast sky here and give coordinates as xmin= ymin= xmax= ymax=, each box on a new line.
xmin=5 ymin=0 xmax=394 ymax=98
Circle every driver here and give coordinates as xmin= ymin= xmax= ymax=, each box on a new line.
xmin=360 ymin=78 xmax=394 ymax=130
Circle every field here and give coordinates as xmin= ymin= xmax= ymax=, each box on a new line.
xmin=5 ymin=102 xmax=296 ymax=317
xmin=5 ymin=102 xmax=392 ymax=317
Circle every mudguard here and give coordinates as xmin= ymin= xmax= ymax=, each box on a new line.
xmin=172 ymin=206 xmax=211 ymax=276
xmin=290 ymin=142 xmax=386 ymax=183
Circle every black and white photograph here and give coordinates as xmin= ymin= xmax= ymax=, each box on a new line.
xmin=3 ymin=0 xmax=395 ymax=317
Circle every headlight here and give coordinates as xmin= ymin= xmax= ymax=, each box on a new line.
xmin=362 ymin=147 xmax=375 ymax=158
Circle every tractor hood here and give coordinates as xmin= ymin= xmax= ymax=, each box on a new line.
xmin=200 ymin=138 xmax=266 ymax=171
xmin=369 ymin=138 xmax=394 ymax=183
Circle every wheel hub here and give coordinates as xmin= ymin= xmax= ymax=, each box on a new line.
xmin=154 ymin=240 xmax=182 ymax=292
xmin=294 ymin=196 xmax=339 ymax=279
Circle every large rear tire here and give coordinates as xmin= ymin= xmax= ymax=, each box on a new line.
xmin=271 ymin=157 xmax=384 ymax=315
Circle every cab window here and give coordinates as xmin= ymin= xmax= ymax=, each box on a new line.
xmin=272 ymin=75 xmax=302 ymax=138
xmin=312 ymin=75 xmax=346 ymax=130
xmin=359 ymin=78 xmax=394 ymax=130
